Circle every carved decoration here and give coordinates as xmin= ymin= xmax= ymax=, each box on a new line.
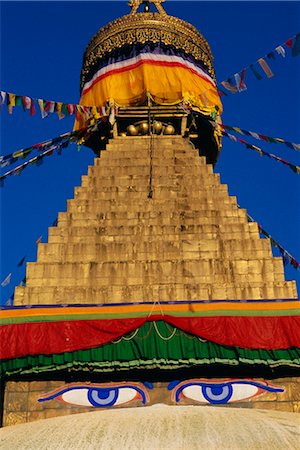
xmin=80 ymin=12 xmax=215 ymax=90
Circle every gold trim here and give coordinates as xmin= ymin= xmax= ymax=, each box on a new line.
xmin=80 ymin=12 xmax=215 ymax=90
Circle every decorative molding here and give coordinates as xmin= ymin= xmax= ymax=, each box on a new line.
xmin=80 ymin=12 xmax=215 ymax=90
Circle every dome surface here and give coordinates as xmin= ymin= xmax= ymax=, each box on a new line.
xmin=1 ymin=405 xmax=299 ymax=450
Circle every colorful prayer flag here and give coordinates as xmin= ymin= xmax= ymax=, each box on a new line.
xmin=0 ymin=91 xmax=7 ymax=110
xmin=275 ymin=46 xmax=286 ymax=58
xmin=249 ymin=64 xmax=263 ymax=80
xmin=17 ymin=256 xmax=26 ymax=267
xmin=1 ymin=273 xmax=12 ymax=287
xmin=38 ymin=99 xmax=48 ymax=118
xmin=8 ymin=93 xmax=16 ymax=114
xmin=258 ymin=58 xmax=274 ymax=78
xmin=221 ymin=80 xmax=238 ymax=94
xmin=292 ymin=33 xmax=300 ymax=57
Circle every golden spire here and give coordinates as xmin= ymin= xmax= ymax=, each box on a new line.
xmin=128 ymin=0 xmax=166 ymax=15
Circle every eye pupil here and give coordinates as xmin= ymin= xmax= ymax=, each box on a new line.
xmin=88 ymin=388 xmax=118 ymax=407
xmin=97 ymin=389 xmax=113 ymax=400
xmin=203 ymin=384 xmax=233 ymax=403
xmin=210 ymin=386 xmax=224 ymax=396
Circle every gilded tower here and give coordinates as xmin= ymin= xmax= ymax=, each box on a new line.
xmin=1 ymin=1 xmax=299 ymax=444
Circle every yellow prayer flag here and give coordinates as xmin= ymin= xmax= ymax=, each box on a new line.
xmin=8 ymin=93 xmax=16 ymax=114
xmin=56 ymin=102 xmax=64 ymax=120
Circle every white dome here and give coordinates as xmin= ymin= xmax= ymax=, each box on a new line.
xmin=1 ymin=405 xmax=299 ymax=450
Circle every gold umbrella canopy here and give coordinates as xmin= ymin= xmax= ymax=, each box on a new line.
xmin=78 ymin=0 xmax=222 ymax=116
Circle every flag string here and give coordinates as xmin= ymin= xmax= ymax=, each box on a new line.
xmin=222 ymin=131 xmax=300 ymax=174
xmin=241 ymin=207 xmax=300 ymax=272
xmin=0 ymin=217 xmax=59 ymax=306
xmin=221 ymin=124 xmax=300 ymax=152
xmin=0 ymin=90 xmax=110 ymax=120
xmin=0 ymin=33 xmax=299 ymax=121
xmin=0 ymin=117 xmax=107 ymax=168
xmin=0 ymin=120 xmax=99 ymax=185
xmin=217 ymin=32 xmax=300 ymax=97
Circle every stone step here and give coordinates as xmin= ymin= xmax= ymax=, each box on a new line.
xmin=37 ymin=238 xmax=272 ymax=263
xmin=54 ymin=215 xmax=248 ymax=230
xmin=101 ymin=147 xmax=198 ymax=159
xmin=67 ymin=202 xmax=243 ymax=214
xmin=14 ymin=280 xmax=297 ymax=305
xmin=70 ymin=190 xmax=235 ymax=205
xmin=25 ymin=258 xmax=285 ymax=287
xmin=57 ymin=209 xmax=247 ymax=225
xmin=86 ymin=164 xmax=213 ymax=177
xmin=48 ymin=222 xmax=260 ymax=242
xmin=80 ymin=173 xmax=221 ymax=188
xmin=73 ymin=183 xmax=228 ymax=198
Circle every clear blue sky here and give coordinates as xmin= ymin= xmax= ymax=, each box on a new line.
xmin=0 ymin=1 xmax=300 ymax=305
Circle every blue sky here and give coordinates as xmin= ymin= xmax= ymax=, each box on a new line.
xmin=0 ymin=1 xmax=300 ymax=304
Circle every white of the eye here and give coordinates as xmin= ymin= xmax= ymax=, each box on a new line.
xmin=114 ymin=387 xmax=138 ymax=405
xmin=61 ymin=388 xmax=91 ymax=406
xmin=181 ymin=386 xmax=208 ymax=403
xmin=229 ymin=384 xmax=259 ymax=402
xmin=181 ymin=384 xmax=260 ymax=403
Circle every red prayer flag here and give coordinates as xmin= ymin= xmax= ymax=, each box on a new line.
xmin=285 ymin=38 xmax=293 ymax=49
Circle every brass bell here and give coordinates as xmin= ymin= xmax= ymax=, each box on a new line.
xmin=153 ymin=121 xmax=163 ymax=134
xmin=127 ymin=124 xmax=138 ymax=136
xmin=139 ymin=122 xmax=149 ymax=135
xmin=164 ymin=124 xmax=175 ymax=135
xmin=119 ymin=132 xmax=127 ymax=137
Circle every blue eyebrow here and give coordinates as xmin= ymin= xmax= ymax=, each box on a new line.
xmin=142 ymin=382 xmax=154 ymax=390
xmin=168 ymin=380 xmax=181 ymax=390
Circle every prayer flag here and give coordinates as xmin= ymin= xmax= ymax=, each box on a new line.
xmin=285 ymin=38 xmax=293 ymax=49
xmin=56 ymin=102 xmax=65 ymax=119
xmin=36 ymin=235 xmax=42 ymax=244
xmin=217 ymin=88 xmax=228 ymax=97
xmin=292 ymin=33 xmax=300 ymax=57
xmin=8 ymin=93 xmax=16 ymax=114
xmin=291 ymin=258 xmax=300 ymax=269
xmin=22 ymin=96 xmax=32 ymax=111
xmin=280 ymin=250 xmax=291 ymax=267
xmin=30 ymin=99 xmax=36 ymax=116
xmin=1 ymin=273 xmax=12 ymax=287
xmin=17 ymin=256 xmax=26 ymax=267
xmin=5 ymin=294 xmax=14 ymax=306
xmin=292 ymin=143 xmax=300 ymax=151
xmin=15 ymin=96 xmax=22 ymax=106
xmin=234 ymin=70 xmax=247 ymax=92
xmin=38 ymin=99 xmax=48 ymax=118
xmin=267 ymin=51 xmax=276 ymax=60
xmin=258 ymin=58 xmax=274 ymax=78
xmin=249 ymin=64 xmax=263 ymax=80
xmin=221 ymin=80 xmax=238 ymax=94
xmin=44 ymin=101 xmax=52 ymax=112
xmin=0 ymin=91 xmax=6 ymax=110
xmin=275 ymin=46 xmax=285 ymax=58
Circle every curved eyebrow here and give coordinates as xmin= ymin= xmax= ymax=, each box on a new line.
xmin=38 ymin=382 xmax=150 ymax=403
xmin=168 ymin=379 xmax=284 ymax=392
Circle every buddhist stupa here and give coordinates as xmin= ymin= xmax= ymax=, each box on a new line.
xmin=1 ymin=0 xmax=299 ymax=441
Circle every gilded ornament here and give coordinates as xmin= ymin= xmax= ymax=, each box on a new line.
xmin=80 ymin=12 xmax=215 ymax=90
xmin=164 ymin=124 xmax=175 ymax=135
xmin=139 ymin=122 xmax=149 ymax=135
xmin=127 ymin=124 xmax=139 ymax=136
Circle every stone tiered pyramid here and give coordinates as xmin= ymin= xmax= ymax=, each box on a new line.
xmin=14 ymin=136 xmax=297 ymax=306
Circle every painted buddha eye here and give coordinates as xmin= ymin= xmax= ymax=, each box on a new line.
xmin=170 ymin=379 xmax=283 ymax=404
xmin=38 ymin=383 xmax=149 ymax=407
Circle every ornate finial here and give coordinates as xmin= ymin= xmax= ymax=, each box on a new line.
xmin=128 ymin=0 xmax=166 ymax=15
